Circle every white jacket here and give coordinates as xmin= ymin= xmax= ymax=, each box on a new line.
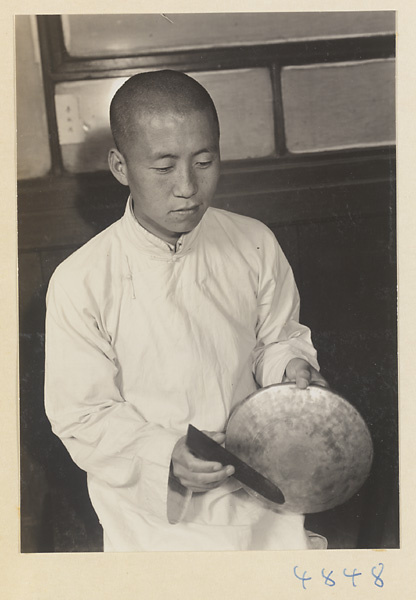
xmin=45 ymin=198 xmax=322 ymax=551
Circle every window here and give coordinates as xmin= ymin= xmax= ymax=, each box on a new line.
xmin=37 ymin=13 xmax=395 ymax=176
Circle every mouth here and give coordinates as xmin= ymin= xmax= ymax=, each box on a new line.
xmin=171 ymin=205 xmax=201 ymax=216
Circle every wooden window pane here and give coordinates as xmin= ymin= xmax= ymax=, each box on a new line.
xmin=62 ymin=13 xmax=395 ymax=57
xmin=282 ymin=59 xmax=395 ymax=153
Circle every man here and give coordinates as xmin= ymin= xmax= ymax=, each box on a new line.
xmin=45 ymin=70 xmax=327 ymax=551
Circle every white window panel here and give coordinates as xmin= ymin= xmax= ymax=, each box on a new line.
xmin=282 ymin=59 xmax=395 ymax=153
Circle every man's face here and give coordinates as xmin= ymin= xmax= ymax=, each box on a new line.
xmin=111 ymin=108 xmax=220 ymax=244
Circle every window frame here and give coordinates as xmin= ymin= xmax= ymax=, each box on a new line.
xmin=36 ymin=15 xmax=396 ymax=177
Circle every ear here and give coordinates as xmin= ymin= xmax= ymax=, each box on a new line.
xmin=108 ymin=148 xmax=129 ymax=186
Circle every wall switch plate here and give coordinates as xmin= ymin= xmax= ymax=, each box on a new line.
xmin=55 ymin=94 xmax=86 ymax=145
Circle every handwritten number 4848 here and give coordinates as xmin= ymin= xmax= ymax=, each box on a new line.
xmin=293 ymin=563 xmax=384 ymax=589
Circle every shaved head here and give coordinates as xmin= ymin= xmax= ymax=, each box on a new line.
xmin=110 ymin=70 xmax=220 ymax=155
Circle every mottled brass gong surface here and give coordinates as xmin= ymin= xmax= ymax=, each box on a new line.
xmin=225 ymin=384 xmax=373 ymax=514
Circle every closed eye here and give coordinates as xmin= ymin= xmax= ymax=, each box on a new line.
xmin=196 ymin=161 xmax=212 ymax=168
xmin=153 ymin=166 xmax=173 ymax=173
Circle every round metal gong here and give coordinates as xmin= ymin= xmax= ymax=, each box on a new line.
xmin=225 ymin=383 xmax=373 ymax=514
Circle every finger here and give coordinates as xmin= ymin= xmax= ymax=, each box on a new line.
xmin=211 ymin=432 xmax=226 ymax=444
xmin=285 ymin=357 xmax=309 ymax=383
xmin=180 ymin=441 xmax=223 ymax=472
xmin=307 ymin=366 xmax=329 ymax=388
xmin=185 ymin=431 xmax=227 ymax=471
xmin=188 ymin=463 xmax=235 ymax=481
xmin=202 ymin=431 xmax=226 ymax=444
xmin=178 ymin=465 xmax=235 ymax=490
xmin=296 ymin=367 xmax=311 ymax=389
xmin=185 ymin=454 xmax=226 ymax=473
xmin=310 ymin=372 xmax=329 ymax=388
xmin=176 ymin=447 xmax=235 ymax=477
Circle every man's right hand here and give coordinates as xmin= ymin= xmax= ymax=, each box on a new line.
xmin=171 ymin=431 xmax=235 ymax=493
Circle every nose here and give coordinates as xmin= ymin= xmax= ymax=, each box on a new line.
xmin=173 ymin=166 xmax=198 ymax=199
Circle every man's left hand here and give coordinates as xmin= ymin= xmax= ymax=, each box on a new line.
xmin=284 ymin=357 xmax=328 ymax=389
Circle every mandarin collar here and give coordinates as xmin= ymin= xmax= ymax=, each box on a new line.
xmin=120 ymin=196 xmax=204 ymax=259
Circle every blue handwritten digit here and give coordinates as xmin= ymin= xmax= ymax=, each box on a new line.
xmin=294 ymin=566 xmax=312 ymax=590
xmin=371 ymin=563 xmax=384 ymax=588
xmin=343 ymin=568 xmax=362 ymax=588
xmin=321 ymin=568 xmax=336 ymax=586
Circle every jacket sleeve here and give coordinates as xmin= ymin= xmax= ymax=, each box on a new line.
xmin=252 ymin=228 xmax=319 ymax=387
xmin=44 ymin=274 xmax=182 ymax=520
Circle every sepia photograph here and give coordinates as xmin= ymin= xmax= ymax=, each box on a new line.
xmin=16 ymin=12 xmax=397 ymax=555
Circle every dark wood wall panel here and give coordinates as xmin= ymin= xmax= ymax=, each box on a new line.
xmin=18 ymin=150 xmax=394 ymax=249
